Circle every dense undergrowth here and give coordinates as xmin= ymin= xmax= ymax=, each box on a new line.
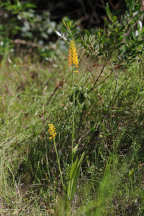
xmin=0 ymin=37 xmax=144 ymax=215
xmin=1 ymin=1 xmax=144 ymax=215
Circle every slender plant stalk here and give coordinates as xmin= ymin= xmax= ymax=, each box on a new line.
xmin=53 ymin=138 xmax=64 ymax=189
xmin=68 ymin=39 xmax=79 ymax=162
xmin=72 ymin=68 xmax=76 ymax=163
xmin=45 ymin=142 xmax=51 ymax=181
xmin=48 ymin=124 xmax=64 ymax=188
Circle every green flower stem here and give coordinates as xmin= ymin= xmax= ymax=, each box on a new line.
xmin=72 ymin=67 xmax=76 ymax=163
xmin=53 ymin=138 xmax=64 ymax=189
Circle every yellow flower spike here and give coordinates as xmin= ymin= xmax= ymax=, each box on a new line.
xmin=48 ymin=124 xmax=56 ymax=140
xmin=68 ymin=40 xmax=79 ymax=71
xmin=68 ymin=45 xmax=72 ymax=67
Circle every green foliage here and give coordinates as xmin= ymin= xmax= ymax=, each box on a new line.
xmin=0 ymin=1 xmax=56 ymax=44
xmin=0 ymin=38 xmax=12 ymax=57
xmin=67 ymin=152 xmax=85 ymax=201
xmin=19 ymin=10 xmax=56 ymax=41
xmin=0 ymin=1 xmax=35 ymax=38
xmin=82 ymin=1 xmax=144 ymax=64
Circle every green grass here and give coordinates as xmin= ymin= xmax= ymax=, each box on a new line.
xmin=0 ymin=43 xmax=144 ymax=215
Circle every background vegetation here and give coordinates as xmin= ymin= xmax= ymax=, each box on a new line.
xmin=0 ymin=0 xmax=144 ymax=215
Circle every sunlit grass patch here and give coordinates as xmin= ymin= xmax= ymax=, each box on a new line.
xmin=0 ymin=43 xmax=144 ymax=215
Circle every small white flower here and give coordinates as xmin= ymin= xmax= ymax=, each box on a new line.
xmin=55 ymin=30 xmax=67 ymax=41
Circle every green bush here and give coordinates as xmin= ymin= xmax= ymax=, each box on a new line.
xmin=82 ymin=0 xmax=144 ymax=64
xmin=0 ymin=1 xmax=56 ymax=44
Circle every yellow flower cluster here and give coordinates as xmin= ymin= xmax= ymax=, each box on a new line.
xmin=48 ymin=124 xmax=56 ymax=140
xmin=68 ymin=40 xmax=79 ymax=72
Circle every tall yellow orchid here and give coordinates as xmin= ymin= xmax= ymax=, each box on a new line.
xmin=68 ymin=40 xmax=79 ymax=72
